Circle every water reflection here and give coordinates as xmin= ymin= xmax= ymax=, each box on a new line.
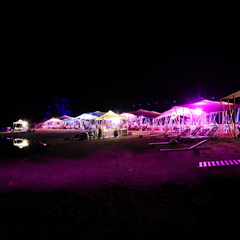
xmin=13 ymin=138 xmax=29 ymax=149
xmin=0 ymin=136 xmax=47 ymax=159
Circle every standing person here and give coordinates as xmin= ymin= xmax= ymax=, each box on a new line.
xmin=114 ymin=127 xmax=118 ymax=137
xmin=98 ymin=125 xmax=102 ymax=139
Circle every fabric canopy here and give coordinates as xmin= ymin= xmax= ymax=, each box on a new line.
xmin=75 ymin=111 xmax=104 ymax=120
xmin=127 ymin=109 xmax=161 ymax=119
xmin=44 ymin=117 xmax=63 ymax=123
xmin=156 ymin=99 xmax=240 ymax=119
xmin=75 ymin=113 xmax=96 ymax=120
xmin=57 ymin=115 xmax=73 ymax=120
xmin=95 ymin=110 xmax=126 ymax=120
xmin=120 ymin=113 xmax=137 ymax=121
xmin=179 ymin=100 xmax=240 ymax=113
xmin=156 ymin=106 xmax=194 ymax=119
xmin=90 ymin=111 xmax=105 ymax=117
xmin=221 ymin=90 xmax=240 ymax=100
xmin=13 ymin=119 xmax=27 ymax=125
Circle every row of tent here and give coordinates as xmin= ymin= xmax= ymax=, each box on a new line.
xmin=155 ymin=90 xmax=240 ymax=138
xmin=34 ymin=90 xmax=240 ymax=137
xmin=39 ymin=98 xmax=240 ymax=123
xmin=35 ymin=110 xmax=127 ymax=129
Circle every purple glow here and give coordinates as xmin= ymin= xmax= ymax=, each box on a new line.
xmin=179 ymin=100 xmax=240 ymax=113
xmin=195 ymin=101 xmax=205 ymax=105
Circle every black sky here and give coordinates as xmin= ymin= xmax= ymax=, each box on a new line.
xmin=1 ymin=17 xmax=240 ymax=127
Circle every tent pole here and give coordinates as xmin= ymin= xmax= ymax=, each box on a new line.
xmin=222 ymin=111 xmax=224 ymax=135
xmin=234 ymin=95 xmax=236 ymax=138
xmin=173 ymin=107 xmax=179 ymax=132
xmin=228 ymin=99 xmax=234 ymax=137
xmin=218 ymin=111 xmax=221 ymax=135
xmin=220 ymin=99 xmax=234 ymax=138
xmin=183 ymin=107 xmax=185 ymax=131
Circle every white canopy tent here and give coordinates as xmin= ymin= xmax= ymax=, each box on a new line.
xmin=13 ymin=119 xmax=28 ymax=127
xmin=95 ymin=110 xmax=126 ymax=138
xmin=13 ymin=119 xmax=29 ymax=132
xmin=75 ymin=113 xmax=97 ymax=120
xmin=73 ymin=114 xmax=93 ymax=130
xmin=157 ymin=106 xmax=198 ymax=119
xmin=95 ymin=110 xmax=126 ymax=121
xmin=74 ymin=112 xmax=105 ymax=130
xmin=155 ymin=106 xmax=202 ymax=132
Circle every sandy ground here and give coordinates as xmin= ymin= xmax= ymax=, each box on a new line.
xmin=1 ymin=130 xmax=240 ymax=239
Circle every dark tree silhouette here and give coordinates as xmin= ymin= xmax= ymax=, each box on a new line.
xmin=42 ymin=96 xmax=71 ymax=118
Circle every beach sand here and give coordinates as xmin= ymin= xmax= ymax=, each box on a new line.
xmin=1 ymin=130 xmax=240 ymax=239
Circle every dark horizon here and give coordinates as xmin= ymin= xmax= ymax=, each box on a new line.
xmin=1 ymin=22 xmax=240 ymax=127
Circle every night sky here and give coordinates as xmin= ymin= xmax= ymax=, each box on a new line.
xmin=1 ymin=18 xmax=239 ymax=127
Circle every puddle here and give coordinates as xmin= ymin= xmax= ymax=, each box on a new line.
xmin=0 ymin=136 xmax=48 ymax=159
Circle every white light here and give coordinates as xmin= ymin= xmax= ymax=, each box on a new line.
xmin=22 ymin=121 xmax=28 ymax=127
xmin=112 ymin=118 xmax=120 ymax=124
xmin=195 ymin=108 xmax=202 ymax=115
xmin=171 ymin=113 xmax=177 ymax=119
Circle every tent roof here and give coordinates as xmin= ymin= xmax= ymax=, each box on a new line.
xmin=221 ymin=90 xmax=240 ymax=99
xmin=156 ymin=106 xmax=193 ymax=119
xmin=13 ymin=119 xmax=28 ymax=124
xmin=91 ymin=111 xmax=105 ymax=117
xmin=121 ymin=113 xmax=137 ymax=121
xmin=95 ymin=110 xmax=126 ymax=120
xmin=156 ymin=99 xmax=240 ymax=119
xmin=75 ymin=113 xmax=96 ymax=120
xmin=127 ymin=109 xmax=161 ymax=119
xmin=57 ymin=115 xmax=73 ymax=120
xmin=75 ymin=111 xmax=104 ymax=120
xmin=44 ymin=117 xmax=63 ymax=123
xmin=179 ymin=99 xmax=240 ymax=113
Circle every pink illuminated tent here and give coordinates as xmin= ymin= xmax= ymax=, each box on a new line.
xmin=120 ymin=113 xmax=137 ymax=121
xmin=156 ymin=99 xmax=240 ymax=135
xmin=178 ymin=99 xmax=240 ymax=113
xmin=41 ymin=117 xmax=64 ymax=129
xmin=125 ymin=109 xmax=161 ymax=132
xmin=57 ymin=115 xmax=73 ymax=120
xmin=156 ymin=106 xmax=194 ymax=119
xmin=157 ymin=100 xmax=240 ymax=119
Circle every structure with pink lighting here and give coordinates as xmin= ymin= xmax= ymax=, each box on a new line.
xmin=30 ymin=90 xmax=240 ymax=138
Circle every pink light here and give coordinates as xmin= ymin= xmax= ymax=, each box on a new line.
xmin=195 ymin=108 xmax=202 ymax=115
xmin=195 ymin=101 xmax=205 ymax=105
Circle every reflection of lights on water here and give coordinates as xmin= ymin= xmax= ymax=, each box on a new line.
xmin=13 ymin=138 xmax=29 ymax=149
xmin=39 ymin=141 xmax=47 ymax=147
